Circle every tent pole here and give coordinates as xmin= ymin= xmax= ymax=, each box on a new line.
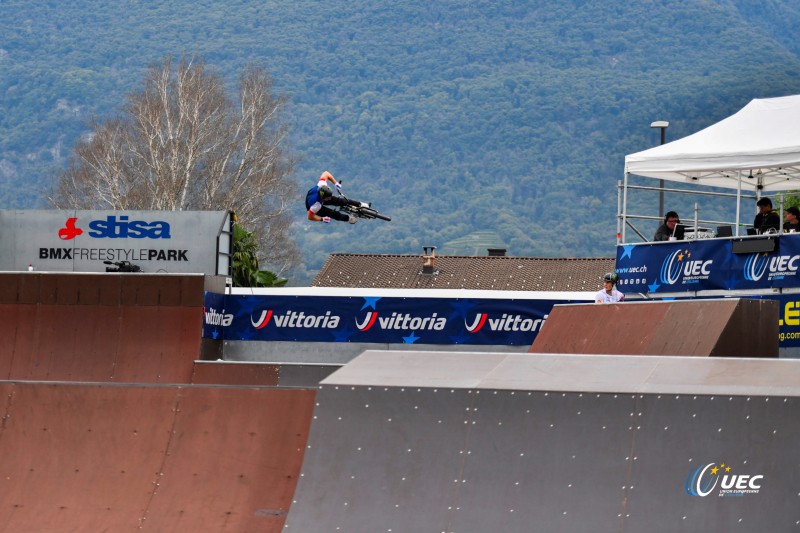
xmin=736 ymin=170 xmax=742 ymax=236
xmin=617 ymin=178 xmax=621 ymax=244
xmin=620 ymin=173 xmax=629 ymax=243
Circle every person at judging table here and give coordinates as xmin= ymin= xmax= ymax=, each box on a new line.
xmin=754 ymin=197 xmax=780 ymax=234
xmin=653 ymin=211 xmax=684 ymax=241
xmin=784 ymin=206 xmax=800 ymax=233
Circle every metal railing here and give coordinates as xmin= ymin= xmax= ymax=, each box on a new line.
xmin=617 ymin=181 xmax=764 ymax=244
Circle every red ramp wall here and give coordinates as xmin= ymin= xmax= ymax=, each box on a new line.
xmin=530 ymin=298 xmax=778 ymax=357
xmin=0 ymin=382 xmax=315 ymax=532
xmin=0 ymin=273 xmax=206 ymax=382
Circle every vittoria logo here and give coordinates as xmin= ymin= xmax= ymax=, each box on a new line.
xmin=465 ymin=313 xmax=488 ymax=333
xmin=251 ymin=310 xmax=340 ymax=329
xmin=355 ymin=311 xmax=379 ymax=331
xmin=354 ymin=311 xmax=446 ymax=331
xmin=204 ymin=307 xmax=233 ymax=327
xmin=464 ymin=313 xmax=548 ymax=333
xmin=252 ymin=310 xmax=273 ymax=329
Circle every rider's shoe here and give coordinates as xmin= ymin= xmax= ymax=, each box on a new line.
xmin=360 ymin=202 xmax=370 ymax=208
xmin=348 ymin=215 xmax=357 ymax=224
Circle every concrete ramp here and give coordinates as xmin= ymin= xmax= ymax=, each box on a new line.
xmin=285 ymin=350 xmax=800 ymax=532
xmin=0 ymin=381 xmax=315 ymax=532
xmin=0 ymin=273 xmax=207 ymax=382
xmin=530 ymin=298 xmax=778 ymax=357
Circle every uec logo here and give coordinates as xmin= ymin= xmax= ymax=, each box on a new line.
xmin=743 ymin=253 xmax=770 ymax=282
xmin=660 ymin=249 xmax=712 ymax=285
xmin=744 ymin=253 xmax=800 ymax=281
xmin=686 ymin=463 xmax=763 ymax=497
xmin=685 ymin=463 xmax=720 ymax=497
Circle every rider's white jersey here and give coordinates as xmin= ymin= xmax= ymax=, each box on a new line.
xmin=595 ymin=289 xmax=624 ymax=303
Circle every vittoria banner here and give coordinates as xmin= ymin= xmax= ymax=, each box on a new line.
xmin=202 ymin=294 xmax=586 ymax=345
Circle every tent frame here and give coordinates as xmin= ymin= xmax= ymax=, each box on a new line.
xmin=617 ymin=174 xmax=784 ymax=244
xmin=620 ymin=95 xmax=800 ymax=244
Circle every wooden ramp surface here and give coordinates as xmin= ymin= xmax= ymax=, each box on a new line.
xmin=0 ymin=273 xmax=205 ymax=383
xmin=0 ymin=382 xmax=315 ymax=532
xmin=0 ymin=272 xmax=320 ymax=532
xmin=530 ymin=298 xmax=778 ymax=357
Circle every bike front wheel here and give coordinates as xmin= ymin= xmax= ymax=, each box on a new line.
xmin=360 ymin=207 xmax=391 ymax=221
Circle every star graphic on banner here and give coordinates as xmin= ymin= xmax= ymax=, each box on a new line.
xmin=211 ymin=328 xmax=220 ymax=340
xmin=620 ymin=245 xmax=636 ymax=260
xmin=232 ymin=297 xmax=262 ymax=316
xmin=647 ymin=280 xmax=661 ymax=293
xmin=449 ymin=300 xmax=476 ymax=319
xmin=402 ymin=332 xmax=420 ymax=344
xmin=361 ymin=297 xmax=381 ymax=310
xmin=333 ymin=326 xmax=356 ymax=342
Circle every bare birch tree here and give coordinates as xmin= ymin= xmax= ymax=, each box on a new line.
xmin=50 ymin=55 xmax=300 ymax=272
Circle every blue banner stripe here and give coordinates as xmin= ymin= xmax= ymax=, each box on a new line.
xmin=202 ymin=295 xmax=583 ymax=345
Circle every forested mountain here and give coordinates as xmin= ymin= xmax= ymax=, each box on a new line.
xmin=2 ymin=0 xmax=800 ymax=283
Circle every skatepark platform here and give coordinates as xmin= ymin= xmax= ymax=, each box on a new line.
xmin=3 ymin=273 xmax=798 ymax=531
xmin=285 ymin=350 xmax=800 ymax=532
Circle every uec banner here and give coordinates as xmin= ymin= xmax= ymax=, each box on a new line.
xmin=615 ymin=235 xmax=800 ymax=294
xmin=202 ymin=293 xmax=579 ymax=345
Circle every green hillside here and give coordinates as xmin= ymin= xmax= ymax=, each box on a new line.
xmin=2 ymin=0 xmax=800 ymax=283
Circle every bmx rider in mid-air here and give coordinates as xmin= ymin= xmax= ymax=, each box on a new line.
xmin=306 ymin=171 xmax=368 ymax=224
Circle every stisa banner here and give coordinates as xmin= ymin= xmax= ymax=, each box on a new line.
xmin=202 ymin=293 xmax=586 ymax=346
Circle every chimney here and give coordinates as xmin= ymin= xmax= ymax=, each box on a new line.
xmin=422 ymin=246 xmax=437 ymax=274
xmin=487 ymin=248 xmax=506 ymax=257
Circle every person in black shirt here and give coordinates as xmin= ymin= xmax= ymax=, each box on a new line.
xmin=784 ymin=206 xmax=800 ymax=233
xmin=754 ymin=197 xmax=780 ymax=234
xmin=653 ymin=211 xmax=685 ymax=241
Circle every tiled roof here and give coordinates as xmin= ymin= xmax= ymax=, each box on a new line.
xmin=312 ymin=253 xmax=616 ymax=292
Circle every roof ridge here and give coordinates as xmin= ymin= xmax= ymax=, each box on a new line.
xmin=313 ymin=255 xmax=616 ymax=291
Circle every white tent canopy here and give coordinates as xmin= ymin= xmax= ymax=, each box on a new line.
xmin=625 ymin=95 xmax=800 ymax=192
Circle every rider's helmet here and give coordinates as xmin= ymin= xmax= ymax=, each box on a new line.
xmin=318 ymin=185 xmax=333 ymax=200
xmin=603 ymin=272 xmax=619 ymax=284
